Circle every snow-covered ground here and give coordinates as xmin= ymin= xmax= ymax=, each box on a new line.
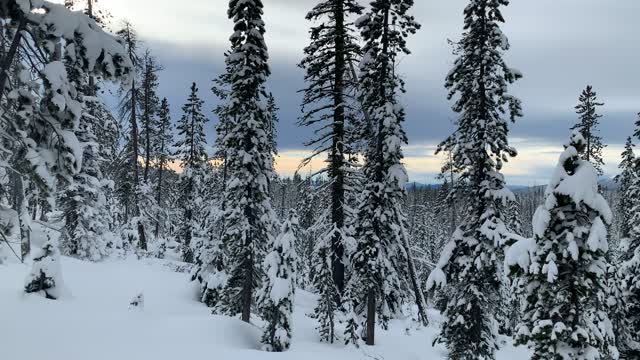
xmin=1 ymin=227 xmax=529 ymax=359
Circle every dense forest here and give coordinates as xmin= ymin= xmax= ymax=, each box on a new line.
xmin=1 ymin=1 xmax=639 ymax=359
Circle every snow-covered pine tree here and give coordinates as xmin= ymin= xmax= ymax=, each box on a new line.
xmin=139 ymin=50 xmax=162 ymax=182
xmin=607 ymin=263 xmax=636 ymax=359
xmin=266 ymin=93 xmax=279 ymax=160
xmin=56 ymin=23 xmax=115 ymax=261
xmin=24 ymin=236 xmax=65 ymax=300
xmin=426 ymin=0 xmax=523 ymax=358
xmin=174 ymin=82 xmax=208 ymax=263
xmin=56 ymin=111 xmax=112 ymax=261
xmin=0 ymin=3 xmax=130 ymax=262
xmin=217 ymin=0 xmax=277 ymax=323
xmin=615 ymin=136 xmax=635 ymax=246
xmin=153 ymin=98 xmax=173 ymax=238
xmin=619 ymin=247 xmax=640 ymax=358
xmin=507 ymin=132 xmax=617 ymax=359
xmin=502 ymin=197 xmax=523 ymax=336
xmin=311 ymin=227 xmax=339 ymax=343
xmin=616 ymin=115 xmax=640 ymax=358
xmin=116 ymin=20 xmax=147 ymax=251
xmin=348 ymin=0 xmax=420 ymax=346
xmin=259 ymin=210 xmax=298 ymax=352
xmin=507 ymin=198 xmax=523 ymax=236
xmin=572 ymin=85 xmax=606 ymax=176
xmin=299 ymin=0 xmax=363 ymax=304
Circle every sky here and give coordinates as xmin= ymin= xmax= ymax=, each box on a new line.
xmin=96 ymin=0 xmax=640 ymax=185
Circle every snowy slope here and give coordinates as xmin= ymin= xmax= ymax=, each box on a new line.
xmin=0 ymin=252 xmax=529 ymax=359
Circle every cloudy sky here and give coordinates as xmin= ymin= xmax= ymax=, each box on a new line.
xmin=99 ymin=0 xmax=640 ymax=185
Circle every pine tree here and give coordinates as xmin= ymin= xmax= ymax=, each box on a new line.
xmin=266 ymin=93 xmax=279 ymax=160
xmin=116 ymin=20 xmax=147 ymax=251
xmin=218 ymin=0 xmax=277 ymax=323
xmin=57 ymin=116 xmax=111 ymax=261
xmin=299 ymin=0 xmax=363 ymax=304
xmin=174 ymin=82 xmax=208 ymax=263
xmin=502 ymin=198 xmax=523 ymax=336
xmin=426 ymin=1 xmax=523 ymax=358
xmin=57 ymin=23 xmax=114 ymax=261
xmin=607 ymin=263 xmax=636 ymax=359
xmin=507 ymin=198 xmax=523 ymax=236
xmin=508 ymin=132 xmax=617 ymax=360
xmin=139 ymin=50 xmax=163 ymax=182
xmin=616 ymin=136 xmax=635 ymax=244
xmin=311 ymin=228 xmax=339 ymax=343
xmin=616 ymin=115 xmax=640 ymax=358
xmin=259 ymin=211 xmax=298 ymax=352
xmin=348 ymin=0 xmax=420 ymax=346
xmin=619 ymin=249 xmax=640 ymax=358
xmin=154 ymin=98 xmax=173 ymax=238
xmin=0 ymin=2 xmax=131 ymax=260
xmin=572 ymin=85 xmax=606 ymax=175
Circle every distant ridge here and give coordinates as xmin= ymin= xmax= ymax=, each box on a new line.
xmin=406 ymin=177 xmax=619 ymax=192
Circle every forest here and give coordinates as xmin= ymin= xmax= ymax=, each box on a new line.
xmin=0 ymin=0 xmax=639 ymax=359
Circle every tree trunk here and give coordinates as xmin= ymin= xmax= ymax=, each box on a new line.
xmin=137 ymin=220 xmax=147 ymax=251
xmin=143 ymin=73 xmax=151 ymax=181
xmin=13 ymin=174 xmax=30 ymax=260
xmin=241 ymin=149 xmax=254 ymax=323
xmin=366 ymin=288 xmax=376 ymax=346
xmin=401 ymin=227 xmax=429 ymax=326
xmin=242 ymin=195 xmax=254 ymax=324
xmin=330 ymin=0 xmax=347 ymax=300
xmin=154 ymin=154 xmax=164 ymax=238
xmin=130 ymin=81 xmax=147 ymax=250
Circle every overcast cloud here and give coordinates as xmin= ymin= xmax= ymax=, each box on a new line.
xmin=102 ymin=0 xmax=640 ymax=185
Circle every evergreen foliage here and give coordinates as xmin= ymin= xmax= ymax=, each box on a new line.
xmin=311 ymin=227 xmax=339 ymax=343
xmin=508 ymin=132 xmax=617 ymax=360
xmin=217 ymin=0 xmax=277 ymax=324
xmin=427 ymin=0 xmax=523 ymax=358
xmin=174 ymin=82 xmax=208 ymax=263
xmin=572 ymin=85 xmax=606 ymax=175
xmin=259 ymin=211 xmax=298 ymax=352
xmin=299 ymin=0 xmax=363 ymax=304
xmin=349 ymin=0 xmax=420 ymax=346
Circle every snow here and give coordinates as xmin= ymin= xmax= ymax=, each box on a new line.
xmin=0 ymin=247 xmax=531 ymax=359
xmin=505 ymin=236 xmax=534 ymax=273
xmin=23 ymin=0 xmax=132 ymax=80
xmin=587 ymin=217 xmax=609 ymax=252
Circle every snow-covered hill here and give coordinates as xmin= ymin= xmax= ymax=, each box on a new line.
xmin=0 ymin=253 xmax=529 ymax=360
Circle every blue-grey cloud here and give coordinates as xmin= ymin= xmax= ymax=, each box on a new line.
xmin=102 ymin=0 xmax=640 ymax=183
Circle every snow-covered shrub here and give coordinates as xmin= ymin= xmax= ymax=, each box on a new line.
xmin=24 ymin=237 xmax=65 ymax=300
xmin=259 ymin=211 xmax=298 ymax=352
xmin=129 ymin=293 xmax=144 ymax=310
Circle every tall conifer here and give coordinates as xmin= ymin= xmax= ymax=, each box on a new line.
xmin=427 ymin=1 xmax=522 ymax=358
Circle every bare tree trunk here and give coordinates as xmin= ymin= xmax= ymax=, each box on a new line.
xmin=154 ymin=156 xmax=164 ymax=238
xmin=143 ymin=72 xmax=151 ymax=181
xmin=241 ymin=186 xmax=254 ymax=323
xmin=366 ymin=288 xmax=376 ymax=346
xmin=13 ymin=174 xmax=30 ymax=260
xmin=401 ymin=227 xmax=429 ymax=326
xmin=130 ymin=81 xmax=147 ymax=251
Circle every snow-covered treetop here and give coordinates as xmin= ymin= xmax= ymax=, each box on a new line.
xmin=538 ymin=132 xmax=613 ymax=234
xmin=438 ymin=0 xmax=522 ymax=212
xmin=227 ymin=0 xmax=270 ymax=107
xmin=508 ymin=131 xmax=613 ymax=275
xmin=13 ymin=0 xmax=132 ymax=82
